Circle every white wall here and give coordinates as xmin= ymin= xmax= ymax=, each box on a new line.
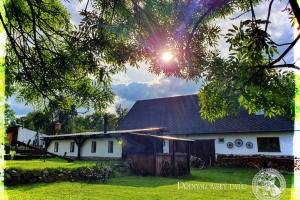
xmin=47 ymin=138 xmax=122 ymax=158
xmin=17 ymin=127 xmax=39 ymax=145
xmin=175 ymin=132 xmax=294 ymax=156
xmin=81 ymin=138 xmax=122 ymax=158
xmin=293 ymin=131 xmax=300 ymax=157
xmin=47 ymin=139 xmax=78 ymax=157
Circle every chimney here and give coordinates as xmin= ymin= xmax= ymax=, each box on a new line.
xmin=103 ymin=114 xmax=108 ymax=133
xmin=54 ymin=122 xmax=61 ymax=135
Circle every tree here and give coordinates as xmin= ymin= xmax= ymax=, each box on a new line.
xmin=78 ymin=0 xmax=299 ymax=121
xmin=198 ymin=1 xmax=298 ymax=121
xmin=17 ymin=111 xmax=52 ymax=133
xmin=70 ymin=105 xmax=128 ymax=133
xmin=0 ymin=0 xmax=139 ymax=113
xmin=2 ymin=0 xmax=300 ymax=121
xmin=4 ymin=104 xmax=16 ymax=127
xmin=103 ymin=105 xmax=129 ymax=130
xmin=18 ymin=104 xmax=128 ymax=134
xmin=115 ymin=104 xmax=129 ymax=125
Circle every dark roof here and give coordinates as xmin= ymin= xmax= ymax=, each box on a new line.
xmin=117 ymin=94 xmax=294 ymax=135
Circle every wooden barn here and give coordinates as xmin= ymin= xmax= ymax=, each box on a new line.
xmin=44 ymin=128 xmax=193 ymax=176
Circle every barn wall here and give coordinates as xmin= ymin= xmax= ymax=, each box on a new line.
xmin=156 ymin=154 xmax=171 ymax=176
xmin=81 ymin=138 xmax=122 ymax=158
xmin=128 ymin=154 xmax=155 ymax=175
xmin=47 ymin=139 xmax=78 ymax=157
xmin=129 ymin=153 xmax=190 ymax=176
xmin=122 ymin=135 xmax=154 ymax=155
xmin=175 ymin=132 xmax=294 ymax=156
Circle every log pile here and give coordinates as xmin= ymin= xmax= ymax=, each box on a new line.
xmin=216 ymin=154 xmax=294 ymax=171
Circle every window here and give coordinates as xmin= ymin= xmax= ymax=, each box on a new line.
xmin=257 ymin=137 xmax=281 ymax=152
xmin=108 ymin=141 xmax=114 ymax=153
xmin=54 ymin=142 xmax=59 ymax=152
xmin=70 ymin=142 xmax=75 ymax=153
xmin=218 ymin=138 xmax=224 ymax=143
xmin=91 ymin=141 xmax=97 ymax=153
xmin=163 ymin=140 xmax=169 ymax=154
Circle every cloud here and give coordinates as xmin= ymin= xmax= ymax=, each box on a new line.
xmin=7 ymin=97 xmax=33 ymax=117
xmin=112 ymin=62 xmax=159 ymax=85
xmin=106 ymin=95 xmax=134 ymax=114
xmin=112 ymin=76 xmax=202 ymax=108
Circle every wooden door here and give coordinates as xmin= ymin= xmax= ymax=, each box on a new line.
xmin=191 ymin=139 xmax=216 ymax=166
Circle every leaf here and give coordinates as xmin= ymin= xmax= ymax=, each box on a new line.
xmin=232 ymin=24 xmax=239 ymax=30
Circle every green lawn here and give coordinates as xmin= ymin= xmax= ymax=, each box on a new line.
xmin=5 ymin=167 xmax=294 ymax=200
xmin=4 ymin=158 xmax=116 ymax=170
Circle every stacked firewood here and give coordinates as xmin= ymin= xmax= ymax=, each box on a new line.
xmin=216 ymin=155 xmax=294 ymax=171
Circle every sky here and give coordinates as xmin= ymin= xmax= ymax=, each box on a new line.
xmin=7 ymin=0 xmax=296 ymax=116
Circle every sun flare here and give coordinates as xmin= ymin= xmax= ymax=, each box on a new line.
xmin=161 ymin=51 xmax=173 ymax=62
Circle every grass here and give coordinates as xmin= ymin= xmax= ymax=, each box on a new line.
xmin=4 ymin=167 xmax=294 ymax=200
xmin=4 ymin=158 xmax=116 ymax=170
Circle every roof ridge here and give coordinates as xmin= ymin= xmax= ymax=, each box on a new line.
xmin=136 ymin=94 xmax=198 ymax=102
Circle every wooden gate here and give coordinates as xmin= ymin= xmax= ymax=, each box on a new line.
xmin=191 ymin=139 xmax=215 ymax=166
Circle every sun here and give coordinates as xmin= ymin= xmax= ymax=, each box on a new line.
xmin=161 ymin=51 xmax=173 ymax=62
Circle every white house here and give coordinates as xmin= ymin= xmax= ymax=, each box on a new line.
xmin=43 ymin=128 xmax=179 ymax=160
xmin=46 ymin=136 xmax=122 ymax=159
xmin=44 ymin=128 xmax=194 ymax=176
xmin=117 ymin=94 xmax=296 ymax=165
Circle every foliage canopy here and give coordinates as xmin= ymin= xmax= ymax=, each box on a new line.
xmin=1 ymin=0 xmax=300 ymax=121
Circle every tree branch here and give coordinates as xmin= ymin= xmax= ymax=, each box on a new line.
xmin=0 ymin=12 xmax=51 ymax=101
xmin=269 ymin=38 xmax=293 ymax=47
xmin=265 ymin=64 xmax=300 ymax=70
xmin=84 ymin=0 xmax=90 ymax=13
xmin=265 ymin=0 xmax=274 ymax=32
xmin=268 ymin=34 xmax=300 ymax=66
xmin=289 ymin=0 xmax=300 ymax=24
xmin=26 ymin=0 xmax=45 ymax=67
xmin=249 ymin=0 xmax=256 ymax=20
xmin=185 ymin=0 xmax=230 ymax=51
xmin=230 ymin=10 xmax=250 ymax=20
xmin=185 ymin=6 xmax=213 ymax=50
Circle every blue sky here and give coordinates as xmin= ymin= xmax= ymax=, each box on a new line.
xmin=8 ymin=0 xmax=296 ymax=116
